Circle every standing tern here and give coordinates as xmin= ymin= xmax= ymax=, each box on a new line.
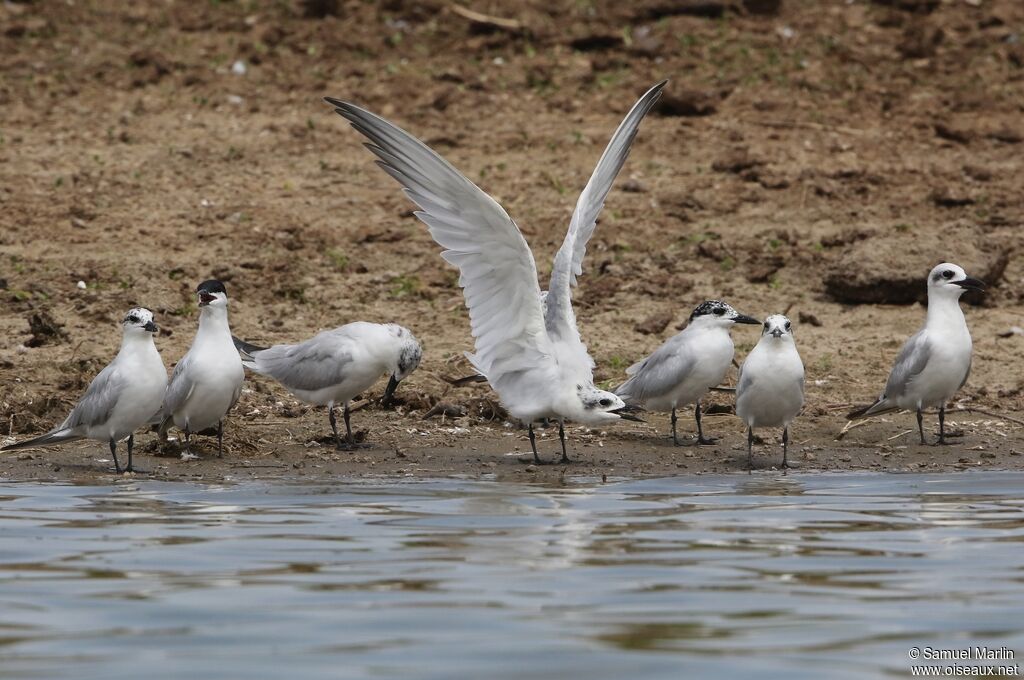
xmin=2 ymin=308 xmax=167 ymax=473
xmin=233 ymin=322 xmax=422 ymax=450
xmin=848 ymin=262 xmax=984 ymax=444
xmin=158 ymin=280 xmax=245 ymax=456
xmin=615 ymin=300 xmax=760 ymax=445
xmin=324 ymin=82 xmax=665 ymax=463
xmin=736 ymin=314 xmax=805 ymax=469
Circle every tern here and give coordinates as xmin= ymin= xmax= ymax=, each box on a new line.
xmin=2 ymin=308 xmax=167 ymax=473
xmin=736 ymin=314 xmax=805 ymax=469
xmin=157 ymin=280 xmax=245 ymax=456
xmin=848 ymin=262 xmax=984 ymax=444
xmin=325 ymin=82 xmax=665 ymax=463
xmin=233 ymin=322 xmax=422 ymax=450
xmin=615 ymin=300 xmax=760 ymax=445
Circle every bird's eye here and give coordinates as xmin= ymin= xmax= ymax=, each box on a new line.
xmin=941 ymin=270 xmax=954 ymax=279
xmin=127 ymin=315 xmax=139 ymax=323
xmin=785 ymin=321 xmax=792 ymax=330
xmin=763 ymin=321 xmax=769 ymax=330
xmin=599 ymin=398 xmax=612 ymax=407
xmin=713 ymin=308 xmax=725 ymax=316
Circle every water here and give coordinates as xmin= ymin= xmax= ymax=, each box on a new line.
xmin=1 ymin=472 xmax=1023 ymax=679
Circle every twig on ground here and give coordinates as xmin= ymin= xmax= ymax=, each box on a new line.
xmin=449 ymin=4 xmax=522 ymax=31
xmin=953 ymin=407 xmax=1024 ymax=427
xmin=835 ymin=419 xmax=869 ymax=440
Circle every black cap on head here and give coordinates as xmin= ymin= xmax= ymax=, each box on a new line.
xmin=196 ymin=280 xmax=227 ymax=296
xmin=689 ymin=300 xmax=727 ymax=321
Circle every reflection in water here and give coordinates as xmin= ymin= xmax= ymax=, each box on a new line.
xmin=1 ymin=473 xmax=1024 ymax=679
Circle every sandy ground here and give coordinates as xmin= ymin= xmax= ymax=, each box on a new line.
xmin=1 ymin=0 xmax=1022 ymax=483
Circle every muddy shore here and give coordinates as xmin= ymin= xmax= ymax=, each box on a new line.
xmin=1 ymin=0 xmax=1022 ymax=483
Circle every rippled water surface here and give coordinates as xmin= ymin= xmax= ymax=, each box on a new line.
xmin=2 ymin=472 xmax=1024 ymax=679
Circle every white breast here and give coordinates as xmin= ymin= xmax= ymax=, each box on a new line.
xmin=736 ymin=341 xmax=804 ymax=429
xmin=93 ymin=341 xmax=168 ymax=442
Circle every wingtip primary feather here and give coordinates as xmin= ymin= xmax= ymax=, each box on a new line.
xmin=2 ymin=429 xmax=80 ymax=451
xmin=846 ymin=400 xmax=895 ymax=420
xmin=232 ymin=335 xmax=267 ymax=357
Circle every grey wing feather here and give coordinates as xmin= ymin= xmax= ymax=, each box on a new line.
xmin=246 ymin=339 xmax=354 ymax=393
xmin=615 ymin=338 xmax=695 ymax=403
xmin=160 ymin=353 xmax=196 ymax=421
xmin=736 ymin=364 xmax=754 ymax=395
xmin=544 ymin=81 xmax=666 ymax=341
xmin=882 ymin=330 xmax=931 ymax=400
xmin=6 ymin=362 xmax=124 ymax=450
xmin=62 ymin=362 xmax=124 ymax=430
xmin=958 ymin=355 xmax=972 ymax=390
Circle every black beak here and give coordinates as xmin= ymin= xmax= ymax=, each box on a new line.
xmin=612 ymin=405 xmax=645 ymax=423
xmin=381 ymin=375 xmax=400 ymax=407
xmin=144 ymin=321 xmax=159 ymax=333
xmin=733 ymin=313 xmax=761 ymax=325
xmin=955 ymin=277 xmax=986 ymax=291
xmin=770 ymin=328 xmax=783 ymax=338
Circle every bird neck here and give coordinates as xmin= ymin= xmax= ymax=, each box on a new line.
xmin=120 ymin=331 xmax=155 ymax=352
xmin=925 ymin=293 xmax=966 ymax=330
xmin=198 ymin=306 xmax=232 ymax=337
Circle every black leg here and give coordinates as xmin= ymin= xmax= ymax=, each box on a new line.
xmin=916 ymin=409 xmax=925 ymax=445
xmin=558 ymin=420 xmax=570 ymax=464
xmin=695 ymin=400 xmax=717 ymax=445
xmin=109 ymin=439 xmax=122 ymax=474
xmin=344 ymin=402 xmax=354 ymax=447
xmin=747 ymin=427 xmax=753 ymax=473
xmin=935 ymin=405 xmax=949 ymax=445
xmin=217 ymin=420 xmax=224 ymax=458
xmin=782 ymin=427 xmax=789 ymax=469
xmin=671 ymin=407 xmax=679 ymax=446
xmin=528 ymin=423 xmax=542 ymax=465
xmin=126 ymin=434 xmax=134 ymax=472
xmin=336 ymin=402 xmax=367 ymax=451
xmin=329 ymin=405 xmax=342 ymax=449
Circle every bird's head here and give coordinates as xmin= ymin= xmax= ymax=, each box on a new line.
xmin=382 ymin=325 xmax=423 ymax=406
xmin=928 ymin=263 xmax=985 ymax=299
xmin=122 ymin=307 xmax=159 ymax=335
xmin=577 ymin=384 xmax=644 ymax=425
xmin=761 ymin=314 xmax=794 ymax=340
xmin=196 ymin=279 xmax=229 ymax=309
xmin=689 ymin=300 xmax=760 ymax=329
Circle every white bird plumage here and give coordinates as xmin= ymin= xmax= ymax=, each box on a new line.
xmin=158 ymin=280 xmax=244 ymax=456
xmin=2 ymin=307 xmax=167 ymax=473
xmin=616 ymin=300 xmax=760 ymax=445
xmin=848 ymin=262 xmax=984 ymax=444
xmin=325 ymin=81 xmax=664 ymax=463
xmin=736 ymin=314 xmax=805 ymax=469
xmin=233 ymin=322 xmax=422 ymax=449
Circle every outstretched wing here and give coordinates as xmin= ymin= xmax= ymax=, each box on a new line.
xmin=544 ymin=81 xmax=666 ymax=355
xmin=326 ymin=99 xmax=553 ymax=384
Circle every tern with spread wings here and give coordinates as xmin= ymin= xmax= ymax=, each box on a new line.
xmin=325 ymin=82 xmax=666 ymax=463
